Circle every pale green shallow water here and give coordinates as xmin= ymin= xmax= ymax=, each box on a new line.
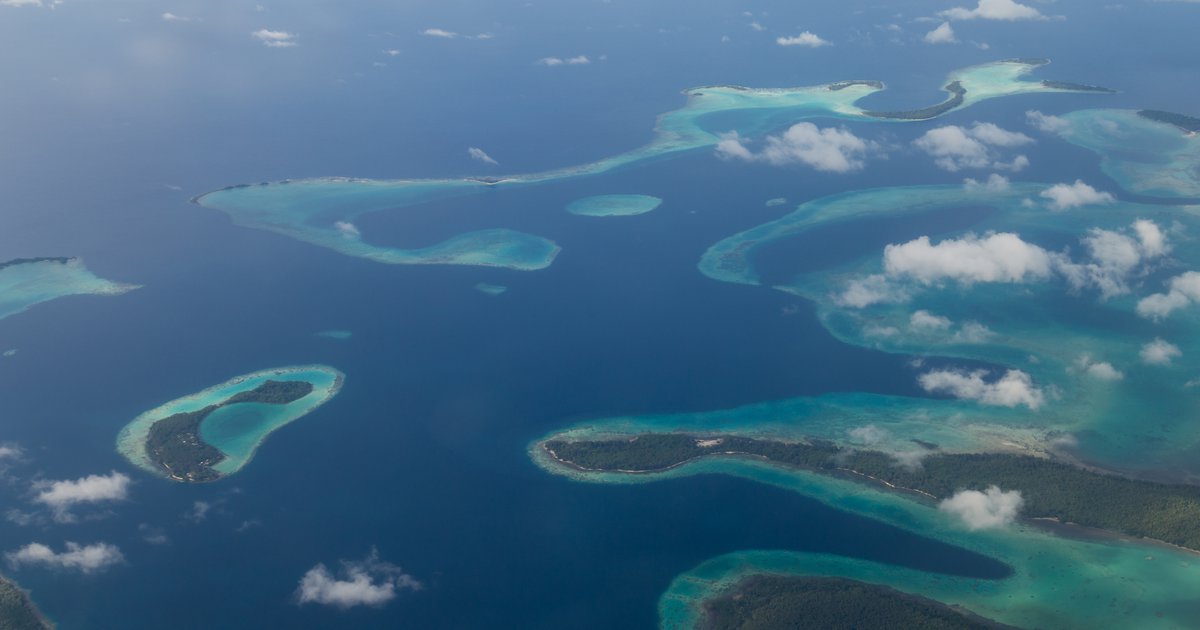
xmin=1057 ymin=109 xmax=1200 ymax=198
xmin=116 ymin=365 xmax=343 ymax=480
xmin=566 ymin=194 xmax=663 ymax=217
xmin=0 ymin=258 xmax=138 ymax=321
xmin=533 ymin=103 xmax=1200 ymax=627
xmin=195 ymin=60 xmax=1099 ymax=271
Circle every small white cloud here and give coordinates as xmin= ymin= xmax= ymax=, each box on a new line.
xmin=1138 ymin=271 xmax=1200 ymax=320
xmin=884 ymin=232 xmax=1055 ymax=286
xmin=923 ymin=22 xmax=958 ymax=44
xmin=835 ymin=274 xmax=909 ymax=308
xmin=538 ymin=57 xmax=564 ymax=66
xmin=953 ymin=321 xmax=995 ymax=343
xmin=566 ymin=55 xmax=590 ymax=65
xmin=161 ymin=12 xmax=195 ymax=22
xmin=749 ymin=21 xmax=765 ymax=31
xmin=7 ymin=542 xmax=124 ymax=573
xmin=296 ymin=549 xmax=421 ymax=609
xmin=913 ymin=123 xmax=1032 ymax=172
xmin=963 ymin=173 xmax=1011 ymax=192
xmin=939 ymin=486 xmax=1024 ymax=529
xmin=1039 ymin=180 xmax=1115 ymax=211
xmin=422 ymin=28 xmax=457 ymax=38
xmin=467 ymin=147 xmax=499 ymax=165
xmin=0 ymin=0 xmax=45 ymax=7
xmin=252 ymin=29 xmax=297 ymax=47
xmin=1057 ymin=221 xmax=1169 ymax=299
xmin=187 ymin=500 xmax=212 ymax=522
xmin=910 ymin=310 xmax=953 ymax=331
xmin=1026 ymin=110 xmax=1069 ymax=133
xmin=0 ymin=444 xmax=21 ymax=461
xmin=333 ymin=221 xmax=360 ymax=239
xmin=716 ymin=124 xmax=873 ymax=173
xmin=1141 ymin=338 xmax=1181 ymax=365
xmin=940 ymin=0 xmax=1044 ymax=21
xmin=919 ymin=369 xmax=1044 ymax=409
xmin=1074 ymin=355 xmax=1124 ymax=381
xmin=848 ymin=425 xmax=890 ymax=446
xmin=538 ymin=55 xmax=589 ymax=66
xmin=776 ymin=31 xmax=831 ymax=47
xmin=384 ymin=49 xmax=401 ymax=56
xmin=33 ymin=472 xmax=130 ymax=523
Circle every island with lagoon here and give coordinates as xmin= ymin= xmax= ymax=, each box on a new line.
xmin=117 ymin=366 xmax=343 ymax=482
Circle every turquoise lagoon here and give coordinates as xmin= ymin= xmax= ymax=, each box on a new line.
xmin=194 ymin=61 xmax=1104 ymax=271
xmin=533 ymin=95 xmax=1200 ymax=627
xmin=116 ymin=365 xmax=343 ymax=480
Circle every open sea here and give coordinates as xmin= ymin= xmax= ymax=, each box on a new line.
xmin=1 ymin=0 xmax=1199 ymax=627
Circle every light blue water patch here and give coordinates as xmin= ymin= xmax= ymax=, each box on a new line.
xmin=0 ymin=258 xmax=137 ymax=321
xmin=1057 ymin=109 xmax=1200 ymax=198
xmin=566 ymin=194 xmax=663 ymax=217
xmin=195 ymin=61 xmax=1103 ymax=271
xmin=316 ymin=330 xmax=353 ymax=340
xmin=474 ymin=282 xmax=508 ymax=296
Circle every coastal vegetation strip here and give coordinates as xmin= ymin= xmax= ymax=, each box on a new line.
xmin=1138 ymin=109 xmax=1200 ymax=133
xmin=701 ymin=575 xmax=1005 ymax=630
xmin=0 ymin=576 xmax=51 ymax=630
xmin=543 ymin=433 xmax=1200 ymax=551
xmin=144 ymin=380 xmax=314 ymax=482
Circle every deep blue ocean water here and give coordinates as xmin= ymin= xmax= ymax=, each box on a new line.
xmin=2 ymin=0 xmax=1199 ymax=627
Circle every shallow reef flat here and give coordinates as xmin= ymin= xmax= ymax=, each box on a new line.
xmin=566 ymin=194 xmax=662 ymax=217
xmin=1056 ymin=109 xmax=1200 ymax=198
xmin=116 ymin=365 xmax=343 ymax=482
xmin=0 ymin=574 xmax=52 ymax=630
xmin=0 ymin=257 xmax=138 ymax=321
xmin=194 ymin=60 xmax=1103 ymax=270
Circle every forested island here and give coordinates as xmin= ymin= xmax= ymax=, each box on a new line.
xmin=1138 ymin=109 xmax=1200 ymax=133
xmin=0 ymin=257 xmax=72 ymax=272
xmin=543 ymin=433 xmax=1200 ymax=550
xmin=864 ymin=81 xmax=966 ymax=120
xmin=146 ymin=380 xmax=313 ymax=482
xmin=701 ymin=575 xmax=1005 ymax=630
xmin=1040 ymin=80 xmax=1115 ymax=93
xmin=0 ymin=576 xmax=51 ymax=630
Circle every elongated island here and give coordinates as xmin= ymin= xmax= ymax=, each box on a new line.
xmin=117 ymin=366 xmax=343 ymax=482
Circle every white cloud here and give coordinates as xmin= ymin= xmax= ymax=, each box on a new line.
xmin=7 ymin=542 xmax=124 ymax=573
xmin=1138 ymin=271 xmax=1200 ymax=320
xmin=333 ymin=221 xmax=360 ymax=239
xmin=1058 ymin=221 xmax=1169 ymax=298
xmin=296 ymin=549 xmax=421 ymax=609
xmin=835 ymin=274 xmax=909 ymax=308
xmin=1039 ymin=180 xmax=1115 ymax=211
xmin=940 ymin=0 xmax=1044 ymax=21
xmin=33 ymin=472 xmax=130 ymax=523
xmin=139 ymin=524 xmax=169 ymax=546
xmin=749 ymin=21 xmax=766 ymax=32
xmin=467 ymin=147 xmax=499 ymax=165
xmin=252 ymin=29 xmax=297 ymax=47
xmin=0 ymin=444 xmax=21 ymax=461
xmin=884 ymin=232 xmax=1055 ymax=286
xmin=963 ymin=173 xmax=1011 ymax=192
xmin=1026 ymin=110 xmax=1069 ymax=133
xmin=776 ymin=32 xmax=831 ymax=47
xmin=538 ymin=56 xmax=589 ymax=66
xmin=162 ymin=12 xmax=195 ymax=22
xmin=939 ymin=486 xmax=1024 ymax=529
xmin=910 ymin=310 xmax=953 ymax=331
xmin=421 ymin=28 xmax=457 ymax=38
xmin=849 ymin=425 xmax=890 ymax=446
xmin=913 ymin=123 xmax=1032 ymax=171
xmin=1075 ymin=355 xmax=1124 ymax=380
xmin=0 ymin=0 xmax=45 ymax=6
xmin=716 ymin=124 xmax=873 ymax=173
xmin=1141 ymin=338 xmax=1181 ymax=365
xmin=923 ymin=22 xmax=958 ymax=44
xmin=954 ymin=321 xmax=995 ymax=343
xmin=919 ymin=369 xmax=1044 ymax=409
